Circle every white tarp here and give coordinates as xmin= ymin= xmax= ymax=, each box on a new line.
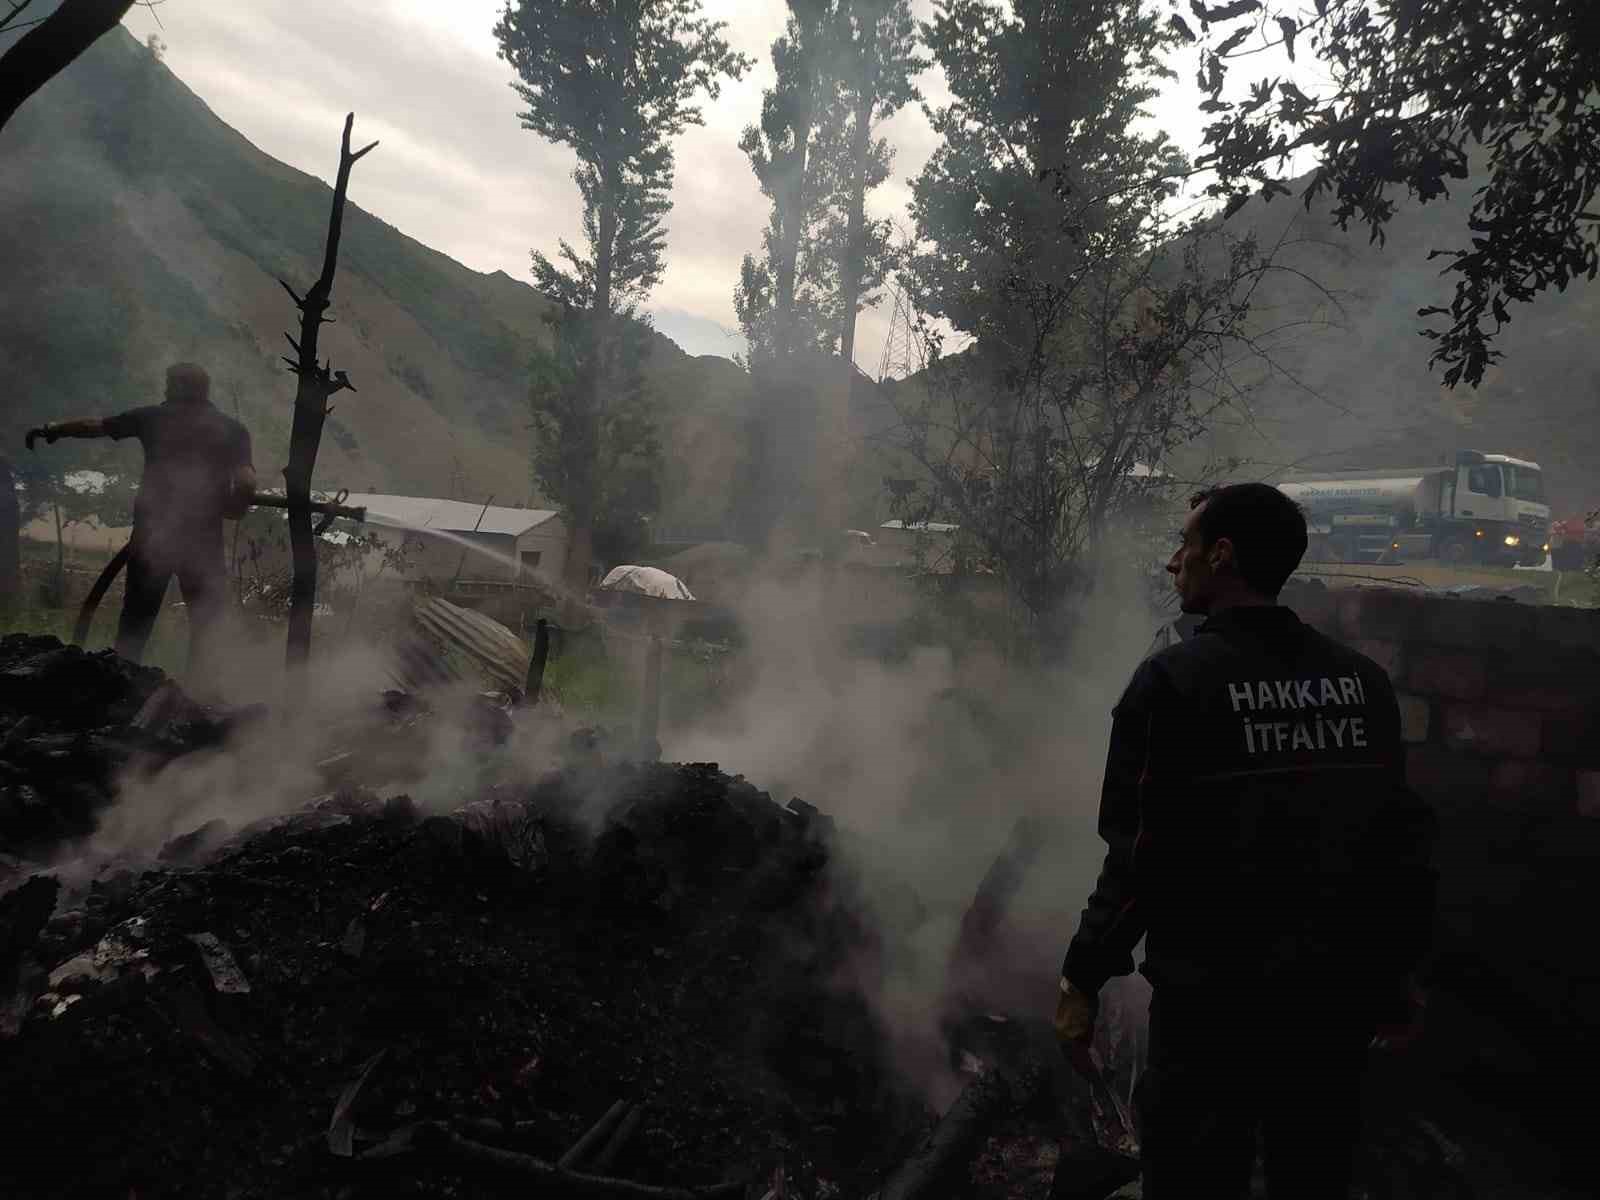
xmin=597 ymin=564 xmax=695 ymax=601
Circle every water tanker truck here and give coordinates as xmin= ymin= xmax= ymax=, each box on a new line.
xmin=1277 ymin=450 xmax=1550 ymax=567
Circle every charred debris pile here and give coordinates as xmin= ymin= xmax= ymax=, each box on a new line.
xmin=0 ymin=635 xmax=949 ymax=1199
xmin=0 ymin=634 xmax=1544 ymax=1199
xmin=0 ymin=634 xmax=261 ymax=858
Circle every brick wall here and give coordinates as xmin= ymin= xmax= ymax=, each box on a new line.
xmin=1281 ymin=580 xmax=1600 ymax=1053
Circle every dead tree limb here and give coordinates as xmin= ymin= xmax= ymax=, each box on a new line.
xmin=281 ymin=113 xmax=376 ymax=683
xmin=0 ymin=0 xmax=134 ymax=136
xmin=876 ymin=1069 xmax=1013 ymax=1200
xmin=592 ymin=1104 xmax=645 ymax=1174
xmin=559 ymin=1099 xmax=630 ymax=1169
xmin=522 ymin=617 xmax=551 ymax=705
xmin=405 ymin=1123 xmax=745 ymax=1198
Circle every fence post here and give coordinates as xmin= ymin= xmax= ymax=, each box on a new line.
xmin=636 ymin=631 xmax=663 ymax=760
xmin=523 ymin=617 xmax=550 ymax=705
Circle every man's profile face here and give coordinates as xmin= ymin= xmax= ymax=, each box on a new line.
xmin=1167 ymin=503 xmax=1216 ymax=614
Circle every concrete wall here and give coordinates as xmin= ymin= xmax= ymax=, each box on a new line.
xmin=1281 ymin=580 xmax=1600 ymax=1055
xmin=513 ymin=518 xmax=568 ymax=586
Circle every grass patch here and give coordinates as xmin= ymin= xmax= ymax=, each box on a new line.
xmin=0 ymin=602 xmax=189 ymax=676
xmin=1552 ymin=570 xmax=1600 ymax=607
xmin=8 ymin=530 xmax=740 ymax=721
xmin=543 ymin=631 xmax=630 ymax=721
xmin=542 ymin=628 xmax=734 ymax=729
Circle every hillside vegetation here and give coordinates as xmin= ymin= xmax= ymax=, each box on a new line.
xmin=2 ymin=29 xmax=1594 ymax=536
xmin=0 ymin=29 xmax=753 ymax=532
xmin=1193 ymin=183 xmax=1600 ymax=517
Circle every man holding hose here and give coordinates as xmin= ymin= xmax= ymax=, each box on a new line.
xmin=26 ymin=362 xmax=255 ymax=674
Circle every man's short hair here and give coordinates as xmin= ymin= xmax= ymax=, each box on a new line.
xmin=1190 ymin=482 xmax=1308 ymax=596
xmin=166 ymin=362 xmax=210 ymax=404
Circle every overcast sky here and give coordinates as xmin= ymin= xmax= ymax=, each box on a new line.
xmin=116 ymin=1 xmax=1293 ymax=368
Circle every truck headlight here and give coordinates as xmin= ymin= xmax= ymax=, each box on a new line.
xmin=1504 ymin=535 xmax=1520 ymax=547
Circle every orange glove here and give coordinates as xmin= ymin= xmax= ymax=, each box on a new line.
xmin=1054 ymin=978 xmax=1098 ymax=1078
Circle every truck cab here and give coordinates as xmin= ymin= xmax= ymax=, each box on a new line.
xmin=1431 ymin=451 xmax=1550 ymax=567
xmin=1279 ymin=450 xmax=1551 ymax=568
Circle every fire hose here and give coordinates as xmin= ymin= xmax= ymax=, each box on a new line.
xmin=71 ymin=492 xmax=369 ymax=646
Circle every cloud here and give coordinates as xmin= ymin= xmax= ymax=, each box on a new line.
xmin=650 ymin=306 xmax=745 ymax=360
xmin=119 ymin=0 xmax=1266 ymax=374
xmin=119 ymin=1 xmax=785 ymax=355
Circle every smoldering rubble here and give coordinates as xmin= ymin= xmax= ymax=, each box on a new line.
xmin=0 ymin=634 xmax=266 ymax=859
xmin=0 ymin=638 xmax=918 ymax=1196
xmin=0 ymin=631 xmax=1582 ymax=1200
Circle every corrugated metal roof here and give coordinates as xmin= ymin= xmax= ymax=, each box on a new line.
xmin=390 ymin=596 xmax=530 ymax=695
xmin=344 ymin=493 xmax=561 ymax=538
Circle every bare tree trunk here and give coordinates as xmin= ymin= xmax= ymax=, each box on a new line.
xmin=0 ymin=0 xmax=134 ymax=135
xmin=231 ymin=517 xmax=245 ymax=606
xmin=51 ymin=500 xmax=64 ymax=607
xmin=227 ymin=385 xmax=246 ymax=606
xmin=804 ymin=91 xmax=875 ymax=549
xmin=772 ymin=119 xmax=812 ymax=351
xmin=563 ymin=174 xmax=617 ymax=594
xmin=836 ymin=91 xmax=873 ymax=369
xmin=816 ymin=92 xmax=875 ymax=550
xmin=0 ymin=454 xmax=18 ymax=611
xmin=281 ymin=114 xmax=376 ymax=683
xmin=522 ymin=617 xmax=550 ymax=705
xmin=636 ymin=631 xmax=662 ymax=760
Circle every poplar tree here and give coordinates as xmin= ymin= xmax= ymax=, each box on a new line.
xmin=829 ymin=0 xmax=924 ymax=369
xmin=896 ymin=0 xmax=1319 ymax=648
xmin=734 ymin=0 xmax=844 ymax=365
xmin=495 ymin=0 xmax=749 ymax=587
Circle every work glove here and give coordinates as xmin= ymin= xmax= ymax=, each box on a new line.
xmin=1054 ymin=977 xmax=1099 ymax=1079
xmin=24 ymin=425 xmax=56 ymax=451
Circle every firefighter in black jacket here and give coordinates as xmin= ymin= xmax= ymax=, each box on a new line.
xmin=25 ymin=363 xmax=255 ymax=675
xmin=1056 ymin=482 xmax=1436 ymax=1200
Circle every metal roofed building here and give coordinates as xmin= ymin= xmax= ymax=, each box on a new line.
xmin=342 ymin=492 xmax=568 ymax=587
xmin=872 ymin=518 xmax=964 ymax=574
xmin=878 ymin=519 xmax=960 ymax=535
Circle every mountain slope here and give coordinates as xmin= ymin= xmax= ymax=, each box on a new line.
xmin=0 ymin=28 xmax=754 ymax=526
xmin=6 ymin=29 xmax=1592 ymax=532
xmin=875 ymin=181 xmax=1600 ymax=521
xmin=1196 ymin=180 xmax=1600 ymax=516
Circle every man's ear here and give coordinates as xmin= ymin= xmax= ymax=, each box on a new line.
xmin=1209 ymin=536 xmax=1235 ymax=571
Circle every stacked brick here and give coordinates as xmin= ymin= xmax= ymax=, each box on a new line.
xmin=1282 ymin=580 xmax=1600 ymax=818
xmin=1281 ymin=580 xmax=1600 ymax=1050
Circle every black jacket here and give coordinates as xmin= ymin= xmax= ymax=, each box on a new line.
xmin=1062 ymin=606 xmax=1436 ymax=1017
xmin=104 ymin=401 xmax=253 ymax=556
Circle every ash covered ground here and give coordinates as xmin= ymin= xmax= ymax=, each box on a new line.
xmin=0 ymin=633 xmax=1587 ymax=1199
xmin=0 ymin=633 xmax=925 ymax=1198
